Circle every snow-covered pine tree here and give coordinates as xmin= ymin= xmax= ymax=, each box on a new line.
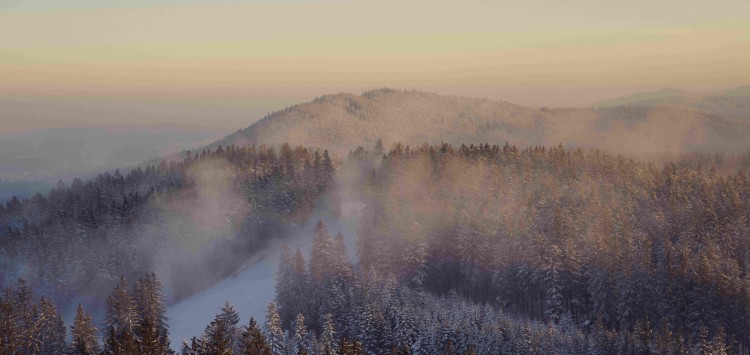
xmin=14 ymin=279 xmax=34 ymax=352
xmin=103 ymin=276 xmax=141 ymax=354
xmin=265 ymin=302 xmax=287 ymax=355
xmin=0 ymin=286 xmax=20 ymax=354
xmin=70 ymin=304 xmax=100 ymax=355
xmin=320 ymin=313 xmax=338 ymax=355
xmin=291 ymin=249 xmax=311 ymax=329
xmin=276 ymin=245 xmax=295 ymax=329
xmin=588 ymin=270 xmax=613 ymax=327
xmin=36 ymin=296 xmax=66 ymax=354
xmin=310 ymin=221 xmax=335 ymax=281
xmin=181 ymin=336 xmax=205 ymax=355
xmin=543 ymin=245 xmax=564 ymax=324
xmin=291 ymin=313 xmax=309 ymax=355
xmin=333 ymin=232 xmax=353 ymax=282
xmin=133 ymin=272 xmax=170 ymax=354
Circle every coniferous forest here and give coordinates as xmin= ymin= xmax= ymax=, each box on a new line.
xmin=2 ymin=140 xmax=750 ymax=354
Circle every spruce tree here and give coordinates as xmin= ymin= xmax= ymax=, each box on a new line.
xmin=103 ymin=276 xmax=141 ymax=354
xmin=133 ymin=273 xmax=170 ymax=354
xmin=332 ymin=232 xmax=353 ymax=282
xmin=37 ymin=296 xmax=66 ymax=354
xmin=320 ymin=314 xmax=338 ymax=355
xmin=14 ymin=279 xmax=34 ymax=352
xmin=71 ymin=304 xmax=100 ymax=355
xmin=240 ymin=317 xmax=271 ymax=355
xmin=291 ymin=313 xmax=309 ymax=355
xmin=265 ymin=302 xmax=286 ymax=355
xmin=310 ymin=221 xmax=335 ymax=281
xmin=0 ymin=286 xmax=20 ymax=354
xmin=204 ymin=314 xmax=233 ymax=355
xmin=219 ymin=301 xmax=241 ymax=352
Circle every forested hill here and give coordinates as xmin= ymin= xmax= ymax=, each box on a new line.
xmin=595 ymin=85 xmax=750 ymax=122
xmin=209 ymin=88 xmax=750 ymax=157
xmin=4 ymin=142 xmax=750 ymax=354
xmin=0 ymin=144 xmax=338 ymax=317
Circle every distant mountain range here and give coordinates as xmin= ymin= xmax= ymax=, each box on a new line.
xmin=209 ymin=88 xmax=750 ymax=158
xmin=594 ymin=85 xmax=750 ymax=121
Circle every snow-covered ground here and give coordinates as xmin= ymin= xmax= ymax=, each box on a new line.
xmin=166 ymin=201 xmax=364 ymax=350
xmin=166 ymin=237 xmax=302 ymax=349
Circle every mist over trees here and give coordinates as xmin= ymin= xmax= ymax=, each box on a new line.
xmin=212 ymin=89 xmax=750 ymax=158
xmin=0 ymin=143 xmax=336 ymax=315
xmin=2 ymin=138 xmax=750 ymax=353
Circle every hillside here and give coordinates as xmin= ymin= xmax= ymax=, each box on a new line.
xmin=210 ymin=88 xmax=750 ymax=157
xmin=595 ymin=85 xmax=750 ymax=121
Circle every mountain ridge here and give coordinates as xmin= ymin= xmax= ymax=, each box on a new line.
xmin=201 ymin=88 xmax=750 ymax=158
xmin=594 ymin=85 xmax=750 ymax=121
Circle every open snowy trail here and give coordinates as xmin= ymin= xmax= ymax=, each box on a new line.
xmin=166 ymin=201 xmax=363 ymax=350
xmin=166 ymin=236 xmax=307 ymax=349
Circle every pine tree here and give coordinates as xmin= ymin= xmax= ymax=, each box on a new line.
xmin=310 ymin=221 xmax=335 ymax=281
xmin=543 ymin=245 xmax=564 ymax=324
xmin=276 ymin=245 xmax=296 ymax=329
xmin=14 ymin=279 xmax=34 ymax=353
xmin=240 ymin=317 xmax=271 ymax=355
xmin=291 ymin=313 xmax=309 ymax=355
xmin=0 ymin=286 xmax=20 ymax=354
xmin=265 ymin=302 xmax=287 ymax=355
xmin=321 ymin=150 xmax=335 ymax=188
xmin=332 ymin=232 xmax=353 ymax=282
xmin=320 ymin=314 xmax=338 ymax=355
xmin=290 ymin=249 xmax=311 ymax=329
xmin=373 ymin=138 xmax=384 ymax=157
xmin=181 ymin=337 xmax=205 ymax=355
xmin=588 ymin=270 xmax=613 ymax=327
xmin=204 ymin=313 xmax=234 ymax=355
xmin=71 ymin=304 xmax=101 ymax=355
xmin=133 ymin=273 xmax=171 ymax=354
xmin=37 ymin=296 xmax=66 ymax=354
xmin=219 ymin=301 xmax=241 ymax=349
xmin=104 ymin=276 xmax=141 ymax=354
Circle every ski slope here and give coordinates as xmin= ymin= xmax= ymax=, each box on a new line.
xmin=166 ymin=202 xmax=363 ymax=350
xmin=166 ymin=239 xmax=297 ymax=349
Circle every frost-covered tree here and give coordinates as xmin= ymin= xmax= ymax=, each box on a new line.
xmin=310 ymin=221 xmax=335 ymax=281
xmin=71 ymin=304 xmax=100 ymax=355
xmin=36 ymin=296 xmax=66 ymax=354
xmin=291 ymin=313 xmax=309 ymax=355
xmin=320 ymin=314 xmax=338 ymax=355
xmin=133 ymin=272 xmax=170 ymax=354
xmin=265 ymin=302 xmax=287 ymax=355
xmin=103 ymin=276 xmax=141 ymax=354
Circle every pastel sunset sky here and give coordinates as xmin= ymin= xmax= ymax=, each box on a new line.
xmin=1 ymin=0 xmax=749 ymax=132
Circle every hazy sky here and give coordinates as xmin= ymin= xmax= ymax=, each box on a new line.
xmin=1 ymin=0 xmax=749 ymax=133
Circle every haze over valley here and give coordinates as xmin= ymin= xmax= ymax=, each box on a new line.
xmin=1 ymin=1 xmax=749 ymax=354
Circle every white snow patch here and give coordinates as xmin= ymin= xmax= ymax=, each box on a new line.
xmin=166 ymin=200 xmax=363 ymax=350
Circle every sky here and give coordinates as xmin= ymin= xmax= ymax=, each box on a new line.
xmin=1 ymin=0 xmax=749 ymax=133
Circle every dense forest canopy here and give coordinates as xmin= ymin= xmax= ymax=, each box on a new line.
xmin=2 ymin=140 xmax=750 ymax=354
xmin=0 ymin=143 xmax=336 ymax=315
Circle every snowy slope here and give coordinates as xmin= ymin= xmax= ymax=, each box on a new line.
xmin=166 ymin=238 xmax=300 ymax=348
xmin=166 ymin=202 xmax=363 ymax=350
